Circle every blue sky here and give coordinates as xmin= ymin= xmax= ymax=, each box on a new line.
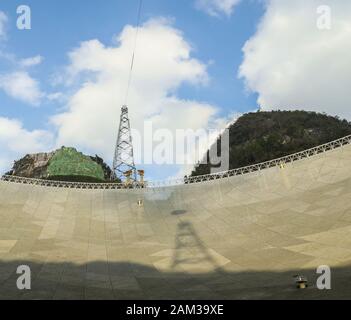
xmin=0 ymin=0 xmax=350 ymax=180
xmin=0 ymin=0 xmax=262 ymax=120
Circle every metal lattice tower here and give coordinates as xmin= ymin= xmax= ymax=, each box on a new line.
xmin=111 ymin=105 xmax=137 ymax=182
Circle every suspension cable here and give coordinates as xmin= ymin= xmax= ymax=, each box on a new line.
xmin=124 ymin=0 xmax=143 ymax=106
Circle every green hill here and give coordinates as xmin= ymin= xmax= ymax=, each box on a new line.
xmin=191 ymin=110 xmax=351 ymax=177
xmin=47 ymin=147 xmax=105 ymax=182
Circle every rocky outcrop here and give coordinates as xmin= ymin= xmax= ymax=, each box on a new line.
xmin=9 ymin=152 xmax=55 ymax=179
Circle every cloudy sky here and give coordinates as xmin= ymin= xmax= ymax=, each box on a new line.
xmin=0 ymin=0 xmax=350 ymax=180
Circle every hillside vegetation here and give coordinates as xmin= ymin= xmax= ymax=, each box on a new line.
xmin=191 ymin=110 xmax=351 ymax=177
xmin=8 ymin=147 xmax=118 ymax=183
xmin=47 ymin=147 xmax=105 ymax=182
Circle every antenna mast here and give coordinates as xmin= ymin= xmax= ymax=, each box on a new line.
xmin=111 ymin=105 xmax=137 ymax=182
xmin=111 ymin=0 xmax=143 ymax=182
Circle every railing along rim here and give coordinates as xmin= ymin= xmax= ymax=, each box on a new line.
xmin=1 ymin=134 xmax=351 ymax=189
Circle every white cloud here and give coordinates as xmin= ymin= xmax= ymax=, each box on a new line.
xmin=0 ymin=12 xmax=53 ymax=172
xmin=47 ymin=92 xmax=63 ymax=101
xmin=19 ymin=55 xmax=43 ymax=67
xmin=0 ymin=11 xmax=7 ymax=39
xmin=195 ymin=0 xmax=241 ymax=17
xmin=0 ymin=12 xmax=46 ymax=106
xmin=0 ymin=71 xmax=44 ymax=106
xmin=51 ymin=18 xmax=226 ymax=174
xmin=0 ymin=117 xmax=53 ymax=174
xmin=239 ymin=0 xmax=351 ymax=119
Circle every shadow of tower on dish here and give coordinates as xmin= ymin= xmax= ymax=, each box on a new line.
xmin=171 ymin=221 xmax=223 ymax=273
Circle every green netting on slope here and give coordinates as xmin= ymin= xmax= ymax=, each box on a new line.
xmin=47 ymin=147 xmax=105 ymax=182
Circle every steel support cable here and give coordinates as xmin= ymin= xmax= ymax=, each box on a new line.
xmin=124 ymin=0 xmax=143 ymax=106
